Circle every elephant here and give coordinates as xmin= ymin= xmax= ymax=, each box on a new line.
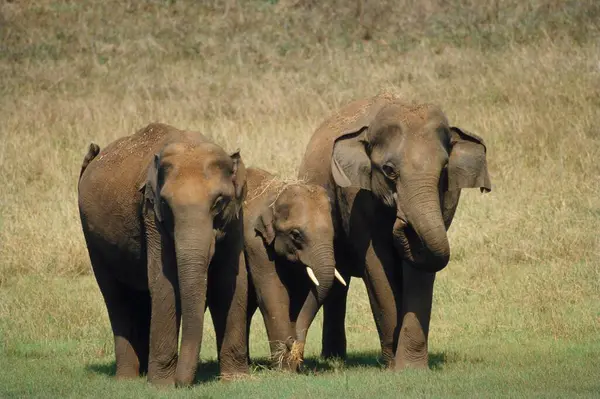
xmin=242 ymin=168 xmax=346 ymax=371
xmin=77 ymin=122 xmax=249 ymax=387
xmin=298 ymin=92 xmax=491 ymax=370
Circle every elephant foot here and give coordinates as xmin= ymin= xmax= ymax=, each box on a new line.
xmin=394 ymin=313 xmax=429 ymax=371
xmin=114 ymin=371 xmax=139 ymax=380
xmin=394 ymin=354 xmax=429 ymax=371
xmin=114 ymin=364 xmax=140 ymax=380
xmin=147 ymin=357 xmax=177 ymax=387
xmin=379 ymin=349 xmax=395 ymax=369
xmin=219 ymin=355 xmax=250 ymax=380
xmin=148 ymin=375 xmax=176 ymax=388
xmin=321 ymin=345 xmax=346 ymax=361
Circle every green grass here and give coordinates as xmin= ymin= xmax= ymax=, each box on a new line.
xmin=2 ymin=341 xmax=599 ymax=398
xmin=1 ymin=0 xmax=599 ymax=397
xmin=2 ymin=269 xmax=599 ymax=398
xmin=1 ymin=277 xmax=598 ymax=398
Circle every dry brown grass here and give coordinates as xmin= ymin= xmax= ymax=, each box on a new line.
xmin=0 ymin=2 xmax=599 ymax=392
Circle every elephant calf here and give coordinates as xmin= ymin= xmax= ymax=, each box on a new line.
xmin=78 ymin=123 xmax=249 ymax=387
xmin=243 ymin=168 xmax=345 ymax=371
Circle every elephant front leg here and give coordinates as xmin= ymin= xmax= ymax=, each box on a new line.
xmin=254 ymin=273 xmax=297 ymax=370
xmin=363 ymin=241 xmax=402 ymax=368
xmin=146 ymin=227 xmax=181 ymax=386
xmin=394 ymin=264 xmax=435 ymax=370
xmin=208 ymin=245 xmax=250 ymax=380
xmin=147 ymin=274 xmax=180 ymax=385
xmin=321 ymin=280 xmax=350 ymax=360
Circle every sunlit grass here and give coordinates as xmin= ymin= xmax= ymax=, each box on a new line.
xmin=0 ymin=0 xmax=599 ymax=397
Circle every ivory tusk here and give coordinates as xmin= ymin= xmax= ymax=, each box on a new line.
xmin=306 ymin=267 xmax=320 ymax=286
xmin=334 ymin=269 xmax=347 ymax=286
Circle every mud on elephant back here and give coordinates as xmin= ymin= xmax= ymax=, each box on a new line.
xmin=298 ymin=92 xmax=491 ymax=370
xmin=77 ymin=122 xmax=250 ymax=387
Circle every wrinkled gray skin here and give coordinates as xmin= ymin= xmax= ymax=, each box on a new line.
xmin=77 ymin=123 xmax=249 ymax=387
xmin=298 ymin=93 xmax=491 ymax=369
xmin=243 ymin=168 xmax=340 ymax=371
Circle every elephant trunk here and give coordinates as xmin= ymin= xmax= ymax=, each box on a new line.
xmin=289 ymin=244 xmax=336 ymax=368
xmin=297 ymin=244 xmax=335 ymax=341
xmin=393 ymin=177 xmax=450 ymax=273
xmin=173 ymin=214 xmax=214 ymax=386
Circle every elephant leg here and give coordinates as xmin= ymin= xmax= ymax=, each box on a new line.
xmin=394 ymin=264 xmax=435 ymax=370
xmin=363 ymin=239 xmax=402 ymax=368
xmin=246 ymin=281 xmax=258 ymax=365
xmin=320 ymin=279 xmax=350 ymax=360
xmin=252 ymin=273 xmax=296 ymax=370
xmin=146 ymin=223 xmax=180 ymax=386
xmin=207 ymin=245 xmax=249 ymax=379
xmin=147 ymin=268 xmax=180 ymax=385
xmin=90 ymin=254 xmax=145 ymax=379
xmin=131 ymin=291 xmax=151 ymax=375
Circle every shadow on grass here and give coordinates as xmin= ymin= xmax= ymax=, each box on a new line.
xmin=86 ymin=360 xmax=221 ymax=384
xmin=86 ymin=352 xmax=446 ymax=382
xmin=298 ymin=351 xmax=446 ymax=373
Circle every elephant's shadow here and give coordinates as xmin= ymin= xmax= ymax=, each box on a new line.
xmin=299 ymin=351 xmax=446 ymax=374
xmin=85 ymin=361 xmax=221 ymax=384
xmin=86 ymin=351 xmax=446 ymax=382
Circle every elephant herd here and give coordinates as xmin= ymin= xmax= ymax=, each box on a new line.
xmin=77 ymin=92 xmax=491 ymax=387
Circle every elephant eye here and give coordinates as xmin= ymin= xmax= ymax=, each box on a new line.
xmin=381 ymin=163 xmax=397 ymax=179
xmin=289 ymin=229 xmax=303 ymax=243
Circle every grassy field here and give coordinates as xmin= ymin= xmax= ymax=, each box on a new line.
xmin=1 ymin=0 xmax=599 ymax=397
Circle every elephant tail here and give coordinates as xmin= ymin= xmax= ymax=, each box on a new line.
xmin=79 ymin=142 xmax=100 ymax=179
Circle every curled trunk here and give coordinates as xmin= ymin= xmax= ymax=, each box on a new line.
xmin=393 ymin=178 xmax=450 ymax=272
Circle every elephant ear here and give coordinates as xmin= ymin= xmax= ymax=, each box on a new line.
xmin=230 ymin=150 xmax=247 ymax=200
xmin=254 ymin=206 xmax=275 ymax=246
xmin=141 ymin=153 xmax=164 ymax=222
xmin=447 ymin=127 xmax=492 ymax=193
xmin=330 ymin=103 xmax=389 ymax=190
xmin=229 ymin=149 xmax=247 ymax=218
xmin=331 ymin=128 xmax=372 ymax=190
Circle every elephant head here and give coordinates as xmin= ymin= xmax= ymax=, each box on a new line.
xmin=254 ymin=184 xmax=345 ymax=344
xmin=331 ymin=101 xmax=491 ymax=272
xmin=142 ymin=141 xmax=246 ymax=384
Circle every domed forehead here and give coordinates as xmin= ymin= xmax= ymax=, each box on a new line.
xmin=371 ymin=102 xmax=449 ymax=136
xmin=161 ymin=141 xmax=232 ymax=175
xmin=277 ymin=184 xmax=331 ymax=214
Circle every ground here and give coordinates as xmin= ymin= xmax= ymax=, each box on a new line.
xmin=0 ymin=1 xmax=599 ymax=398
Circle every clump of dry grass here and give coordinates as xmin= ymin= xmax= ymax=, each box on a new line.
xmin=245 ymin=174 xmax=316 ymax=206
xmin=271 ymin=339 xmax=304 ymax=371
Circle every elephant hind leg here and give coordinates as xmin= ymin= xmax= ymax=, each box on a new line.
xmin=90 ymin=256 xmax=147 ymax=379
xmin=207 ymin=251 xmax=250 ymax=379
xmin=131 ymin=290 xmax=151 ymax=375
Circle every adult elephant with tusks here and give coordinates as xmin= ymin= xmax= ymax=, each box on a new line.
xmin=298 ymin=93 xmax=491 ymax=369
xmin=77 ymin=122 xmax=249 ymax=387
